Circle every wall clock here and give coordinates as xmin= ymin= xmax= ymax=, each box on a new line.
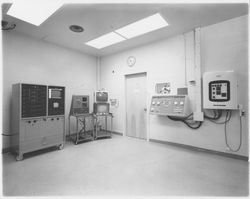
xmin=127 ymin=56 xmax=136 ymax=67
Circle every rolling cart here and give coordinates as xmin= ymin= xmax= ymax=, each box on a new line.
xmin=93 ymin=113 xmax=113 ymax=140
xmin=68 ymin=113 xmax=94 ymax=144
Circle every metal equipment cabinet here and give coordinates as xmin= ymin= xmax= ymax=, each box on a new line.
xmin=11 ymin=83 xmax=65 ymax=161
xmin=68 ymin=113 xmax=94 ymax=144
xmin=93 ymin=113 xmax=113 ymax=139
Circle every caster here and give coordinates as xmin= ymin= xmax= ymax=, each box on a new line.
xmin=16 ymin=153 xmax=23 ymax=161
xmin=58 ymin=144 xmax=64 ymax=150
xmin=74 ymin=141 xmax=78 ymax=145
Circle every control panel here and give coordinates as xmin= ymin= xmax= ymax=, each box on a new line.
xmin=203 ymin=71 xmax=238 ymax=109
xmin=48 ymin=86 xmax=65 ymax=116
xmin=70 ymin=95 xmax=89 ymax=115
xmin=150 ymin=95 xmax=191 ymax=117
xmin=21 ymin=84 xmax=47 ymax=118
xmin=209 ymin=80 xmax=230 ymax=102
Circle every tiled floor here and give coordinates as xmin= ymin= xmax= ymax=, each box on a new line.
xmin=2 ymin=135 xmax=249 ymax=196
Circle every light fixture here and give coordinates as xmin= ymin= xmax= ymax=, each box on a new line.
xmin=85 ymin=32 xmax=126 ymax=49
xmin=85 ymin=13 xmax=168 ymax=49
xmin=115 ymin=13 xmax=168 ymax=39
xmin=7 ymin=2 xmax=63 ymax=26
xmin=69 ymin=25 xmax=84 ymax=33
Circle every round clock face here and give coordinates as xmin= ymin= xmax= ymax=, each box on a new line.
xmin=127 ymin=56 xmax=136 ymax=67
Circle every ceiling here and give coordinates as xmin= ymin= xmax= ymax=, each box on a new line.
xmin=2 ymin=3 xmax=248 ymax=57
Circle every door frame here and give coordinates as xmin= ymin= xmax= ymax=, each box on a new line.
xmin=124 ymin=72 xmax=149 ymax=141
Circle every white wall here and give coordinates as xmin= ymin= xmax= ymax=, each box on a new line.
xmin=100 ymin=15 xmax=248 ymax=156
xmin=2 ymin=31 xmax=97 ymax=149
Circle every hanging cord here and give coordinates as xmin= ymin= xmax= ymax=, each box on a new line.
xmin=205 ymin=110 xmax=231 ymax=124
xmin=204 ymin=109 xmax=222 ymax=120
xmin=168 ymin=113 xmax=203 ymax=129
xmin=224 ymin=110 xmax=242 ymax=152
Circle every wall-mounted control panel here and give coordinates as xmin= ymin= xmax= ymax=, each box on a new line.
xmin=203 ymin=71 xmax=238 ymax=109
xmin=150 ymin=95 xmax=191 ymax=117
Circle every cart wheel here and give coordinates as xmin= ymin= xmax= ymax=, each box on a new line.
xmin=16 ymin=153 xmax=23 ymax=161
xmin=58 ymin=144 xmax=64 ymax=150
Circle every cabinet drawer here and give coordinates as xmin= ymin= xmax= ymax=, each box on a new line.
xmin=20 ymin=118 xmax=64 ymax=141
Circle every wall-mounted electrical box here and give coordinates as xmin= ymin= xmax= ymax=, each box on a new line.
xmin=203 ymin=71 xmax=238 ymax=110
xmin=150 ymin=95 xmax=191 ymax=117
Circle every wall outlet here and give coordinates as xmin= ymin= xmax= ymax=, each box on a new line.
xmin=193 ymin=111 xmax=204 ymax=121
xmin=238 ymin=104 xmax=245 ymax=116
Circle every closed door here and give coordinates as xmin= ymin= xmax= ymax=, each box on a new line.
xmin=125 ymin=73 xmax=147 ymax=139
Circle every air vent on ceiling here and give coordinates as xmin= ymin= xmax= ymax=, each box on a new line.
xmin=69 ymin=25 xmax=84 ymax=33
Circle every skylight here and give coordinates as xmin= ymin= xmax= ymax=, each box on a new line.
xmin=115 ymin=13 xmax=168 ymax=39
xmin=85 ymin=13 xmax=168 ymax=49
xmin=7 ymin=2 xmax=63 ymax=26
xmin=85 ymin=32 xmax=126 ymax=49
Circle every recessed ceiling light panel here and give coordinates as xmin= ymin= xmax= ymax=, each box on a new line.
xmin=7 ymin=2 xmax=63 ymax=26
xmin=115 ymin=13 xmax=168 ymax=39
xmin=86 ymin=32 xmax=126 ymax=49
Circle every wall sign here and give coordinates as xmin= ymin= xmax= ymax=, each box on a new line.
xmin=155 ymin=82 xmax=171 ymax=94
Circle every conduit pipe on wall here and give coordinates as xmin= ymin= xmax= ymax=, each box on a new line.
xmin=183 ymin=33 xmax=187 ymax=86
xmin=193 ymin=27 xmax=204 ymax=121
xmin=97 ymin=56 xmax=101 ymax=90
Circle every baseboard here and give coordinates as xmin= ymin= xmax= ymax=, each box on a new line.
xmin=112 ymin=131 xmax=123 ymax=136
xmin=149 ymin=139 xmax=248 ymax=161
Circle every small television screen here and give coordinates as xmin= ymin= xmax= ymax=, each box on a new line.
xmin=94 ymin=103 xmax=109 ymax=114
xmin=95 ymin=91 xmax=108 ymax=102
xmin=97 ymin=104 xmax=108 ymax=112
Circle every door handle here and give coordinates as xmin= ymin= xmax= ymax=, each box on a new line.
xmin=144 ymin=108 xmax=147 ymax=112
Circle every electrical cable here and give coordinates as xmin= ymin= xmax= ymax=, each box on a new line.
xmin=204 ymin=109 xmax=222 ymax=120
xmin=168 ymin=115 xmax=203 ymax=129
xmin=2 ymin=21 xmax=16 ymax=30
xmin=2 ymin=134 xmax=14 ymax=136
xmin=183 ymin=120 xmax=203 ymax=129
xmin=207 ymin=110 xmax=231 ymax=124
xmin=224 ymin=110 xmax=242 ymax=152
